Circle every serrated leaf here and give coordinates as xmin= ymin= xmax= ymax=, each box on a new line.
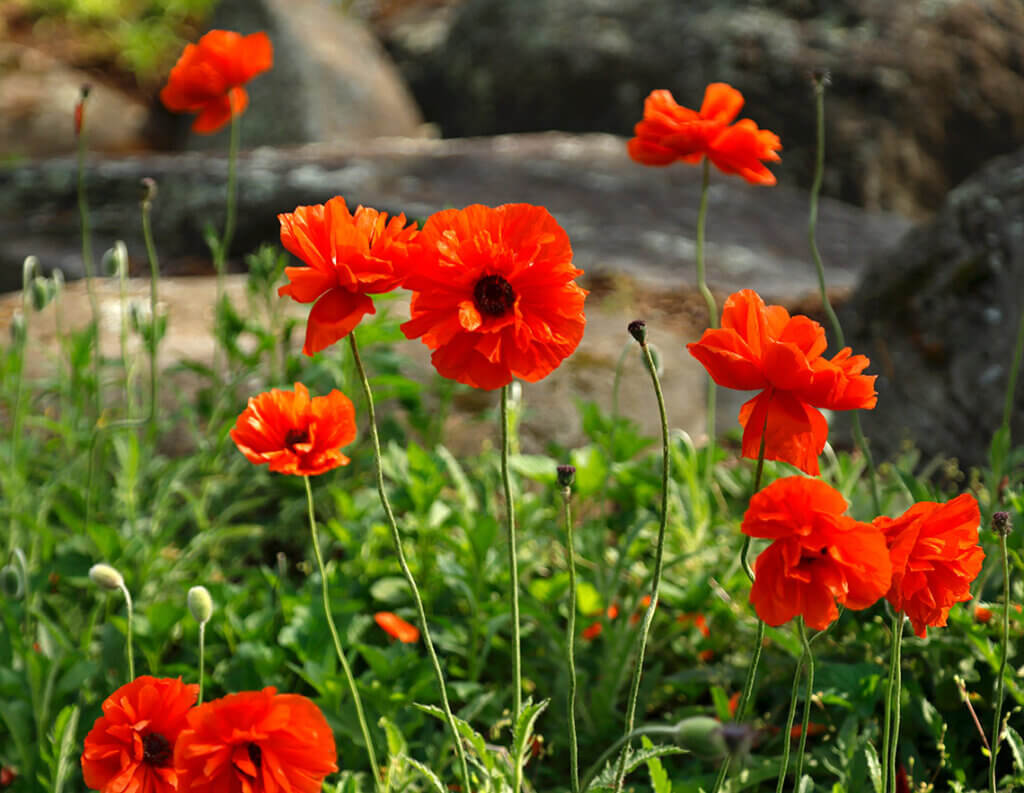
xmin=415 ymin=703 xmax=490 ymax=765
xmin=588 ymin=744 xmax=686 ymax=790
xmin=401 ymin=755 xmax=447 ymax=793
xmin=380 ymin=715 xmax=408 ymax=761
xmin=1006 ymin=725 xmax=1024 ymax=772
xmin=641 ymin=735 xmax=672 ymax=793
xmin=864 ymin=742 xmax=882 ymax=793
xmin=513 ymin=698 xmax=549 ymax=770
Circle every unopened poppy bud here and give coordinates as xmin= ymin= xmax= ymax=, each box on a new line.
xmin=628 ymin=319 xmax=647 ymax=345
xmin=9 ymin=312 xmax=26 ymax=345
xmin=30 ymin=276 xmax=51 ymax=311
xmin=89 ymin=563 xmax=124 ymax=591
xmin=556 ymin=464 xmax=576 ymax=489
xmin=810 ymin=68 xmax=831 ymax=89
xmin=674 ymin=715 xmax=728 ymax=757
xmin=187 ymin=585 xmax=214 ymax=624
xmin=992 ymin=511 xmax=1012 ymax=537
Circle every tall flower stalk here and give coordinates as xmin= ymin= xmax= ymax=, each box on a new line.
xmin=348 ymin=334 xmax=473 ymax=793
xmin=694 ymin=160 xmax=719 ymax=488
xmin=75 ymin=84 xmax=102 ymax=416
xmin=558 ymin=464 xmax=581 ymax=793
xmin=807 ymin=71 xmax=880 ymax=514
xmin=612 ymin=320 xmax=671 ymax=793
xmin=990 ymin=511 xmax=1014 ymax=793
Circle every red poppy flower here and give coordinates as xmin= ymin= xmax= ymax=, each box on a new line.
xmin=230 ymin=383 xmax=356 ymax=476
xmin=81 ymin=676 xmax=198 ymax=793
xmin=375 ymin=611 xmax=420 ymax=643
xmin=874 ymin=493 xmax=984 ymax=638
xmin=627 ymin=84 xmax=781 ymax=185
xmin=160 ymin=30 xmax=273 ymax=133
xmin=744 ymin=477 xmax=892 ymax=630
xmin=400 ymin=204 xmax=587 ymax=390
xmin=974 ymin=606 xmax=993 ymax=624
xmin=278 ymin=198 xmax=419 ymax=355
xmin=687 ymin=289 xmax=877 ymax=475
xmin=174 ymin=688 xmax=337 ymax=793
xmin=581 ymin=621 xmax=603 ymax=640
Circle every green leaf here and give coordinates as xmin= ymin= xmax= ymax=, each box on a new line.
xmin=587 ymin=745 xmax=685 ymax=791
xmin=52 ymin=704 xmax=80 ymax=793
xmin=512 ymin=698 xmax=549 ymax=772
xmin=641 ymin=735 xmax=672 ymax=793
xmin=864 ymin=742 xmax=882 ymax=793
xmin=401 ymin=755 xmax=447 ymax=793
xmin=370 ymin=577 xmax=410 ymax=605
xmin=1006 ymin=725 xmax=1024 ymax=773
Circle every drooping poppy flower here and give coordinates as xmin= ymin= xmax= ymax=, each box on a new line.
xmin=687 ymin=289 xmax=877 ymax=475
xmin=628 ymin=84 xmax=781 ymax=185
xmin=874 ymin=493 xmax=984 ymax=638
xmin=375 ymin=611 xmax=420 ymax=643
xmin=160 ymin=30 xmax=273 ymax=133
xmin=230 ymin=383 xmax=356 ymax=476
xmin=278 ymin=198 xmax=419 ymax=355
xmin=400 ymin=204 xmax=587 ymax=390
xmin=174 ymin=688 xmax=337 ymax=793
xmin=744 ymin=476 xmax=892 ymax=630
xmin=81 ymin=676 xmax=198 ymax=793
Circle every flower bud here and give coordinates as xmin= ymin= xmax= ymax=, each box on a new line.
xmin=140 ymin=177 xmax=158 ymax=207
xmin=627 ymin=319 xmax=647 ymax=344
xmin=187 ymin=585 xmax=214 ymax=624
xmin=556 ymin=464 xmax=576 ymax=489
xmin=89 ymin=563 xmax=124 ymax=591
xmin=9 ymin=312 xmax=26 ymax=346
xmin=30 ymin=276 xmax=51 ymax=311
xmin=992 ymin=511 xmax=1012 ymax=537
xmin=674 ymin=715 xmax=728 ymax=757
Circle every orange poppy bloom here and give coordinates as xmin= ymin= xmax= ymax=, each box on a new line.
xmin=81 ymin=676 xmax=198 ymax=793
xmin=230 ymin=383 xmax=356 ymax=476
xmin=160 ymin=30 xmax=273 ymax=133
xmin=744 ymin=477 xmax=892 ymax=630
xmin=174 ymin=688 xmax=337 ymax=793
xmin=581 ymin=620 xmax=603 ymax=640
xmin=627 ymin=84 xmax=781 ymax=185
xmin=375 ymin=611 xmax=420 ymax=643
xmin=687 ymin=289 xmax=877 ymax=475
xmin=278 ymin=198 xmax=419 ymax=355
xmin=974 ymin=606 xmax=993 ymax=624
xmin=874 ymin=493 xmax=984 ymax=638
xmin=400 ymin=204 xmax=587 ymax=390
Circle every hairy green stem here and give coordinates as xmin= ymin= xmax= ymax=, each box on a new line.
xmin=881 ymin=611 xmax=899 ymax=793
xmin=77 ymin=106 xmax=101 ymax=417
xmin=348 ymin=334 xmax=472 ymax=793
xmin=888 ymin=616 xmax=905 ymax=793
xmin=562 ymin=483 xmax=581 ymax=793
xmin=793 ymin=620 xmax=815 ymax=788
xmin=775 ymin=633 xmax=805 ymax=793
xmin=990 ymin=531 xmax=1011 ymax=793
xmin=141 ymin=189 xmax=160 ymax=434
xmin=118 ymin=581 xmax=135 ymax=681
xmin=303 ymin=475 xmax=382 ymax=793
xmin=694 ymin=159 xmax=719 ymax=491
xmin=197 ymin=621 xmax=206 ymax=705
xmin=613 ymin=336 xmax=671 ymax=793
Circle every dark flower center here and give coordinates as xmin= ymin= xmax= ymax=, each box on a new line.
xmin=473 ymin=274 xmax=517 ymax=317
xmin=248 ymin=742 xmax=262 ymax=769
xmin=142 ymin=732 xmax=172 ymax=766
xmin=285 ymin=428 xmax=309 ymax=448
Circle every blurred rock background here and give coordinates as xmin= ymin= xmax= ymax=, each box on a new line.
xmin=1 ymin=0 xmax=1023 ymax=466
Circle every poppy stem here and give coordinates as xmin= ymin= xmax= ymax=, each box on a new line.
xmin=499 ymin=382 xmax=524 ymax=793
xmin=880 ymin=611 xmax=898 ymax=793
xmin=711 ymin=429 xmax=769 ymax=793
xmin=76 ymin=91 xmax=101 ymax=418
xmin=196 ymin=620 xmax=206 ymax=705
xmin=888 ymin=615 xmax=905 ymax=793
xmin=807 ymin=76 xmax=881 ymax=514
xmin=694 ymin=158 xmax=719 ymax=491
xmin=348 ymin=334 xmax=473 ymax=793
xmin=559 ymin=471 xmax=581 ymax=793
xmin=774 ymin=635 xmax=804 ymax=793
xmin=140 ymin=181 xmax=161 ymax=437
xmin=118 ymin=579 xmax=135 ymax=681
xmin=302 ymin=475 xmax=383 ymax=793
xmin=613 ymin=331 xmax=671 ymax=793
xmin=989 ymin=527 xmax=1012 ymax=793
xmin=793 ymin=619 xmax=815 ymax=788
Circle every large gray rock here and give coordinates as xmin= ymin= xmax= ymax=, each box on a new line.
xmin=166 ymin=0 xmax=427 ymax=149
xmin=841 ymin=148 xmax=1024 ymax=470
xmin=377 ymin=0 xmax=1024 ymax=217
xmin=0 ymin=133 xmax=910 ymax=298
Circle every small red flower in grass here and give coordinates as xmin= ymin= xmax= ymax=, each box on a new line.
xmin=628 ymin=83 xmax=781 ymax=185
xmin=0 ymin=768 xmax=15 ymax=788
xmin=874 ymin=493 xmax=984 ymax=637
xmin=400 ymin=203 xmax=587 ymax=390
xmin=744 ymin=477 xmax=892 ymax=630
xmin=974 ymin=605 xmax=993 ymax=623
xmin=81 ymin=676 xmax=198 ymax=793
xmin=687 ymin=289 xmax=877 ymax=475
xmin=175 ymin=688 xmax=337 ymax=793
xmin=375 ymin=611 xmax=420 ymax=643
xmin=278 ymin=197 xmax=419 ymax=355
xmin=230 ymin=383 xmax=356 ymax=476
xmin=160 ymin=30 xmax=272 ymax=134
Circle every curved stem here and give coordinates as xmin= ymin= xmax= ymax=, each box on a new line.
xmin=118 ymin=581 xmax=134 ymax=681
xmin=613 ymin=338 xmax=671 ymax=793
xmin=775 ymin=637 xmax=804 ymax=793
xmin=348 ymin=335 xmax=472 ymax=793
xmin=500 ymin=383 xmax=524 ymax=793
xmin=303 ymin=475 xmax=382 ymax=793
xmin=793 ymin=620 xmax=815 ymax=788
xmin=197 ymin=621 xmax=206 ymax=705
xmin=562 ymin=485 xmax=580 ymax=793
xmin=989 ymin=532 xmax=1011 ymax=793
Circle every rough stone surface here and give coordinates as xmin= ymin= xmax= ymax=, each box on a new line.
xmin=162 ymin=0 xmax=427 ymax=150
xmin=0 ymin=132 xmax=911 ymax=299
xmin=841 ymin=147 xmax=1024 ymax=471
xmin=0 ymin=42 xmax=149 ymax=157
xmin=377 ymin=0 xmax=1024 ymax=217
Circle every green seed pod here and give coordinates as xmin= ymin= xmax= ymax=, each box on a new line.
xmin=673 ymin=716 xmax=728 ymax=758
xmin=89 ymin=563 xmax=124 ymax=591
xmin=187 ymin=585 xmax=214 ymax=624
